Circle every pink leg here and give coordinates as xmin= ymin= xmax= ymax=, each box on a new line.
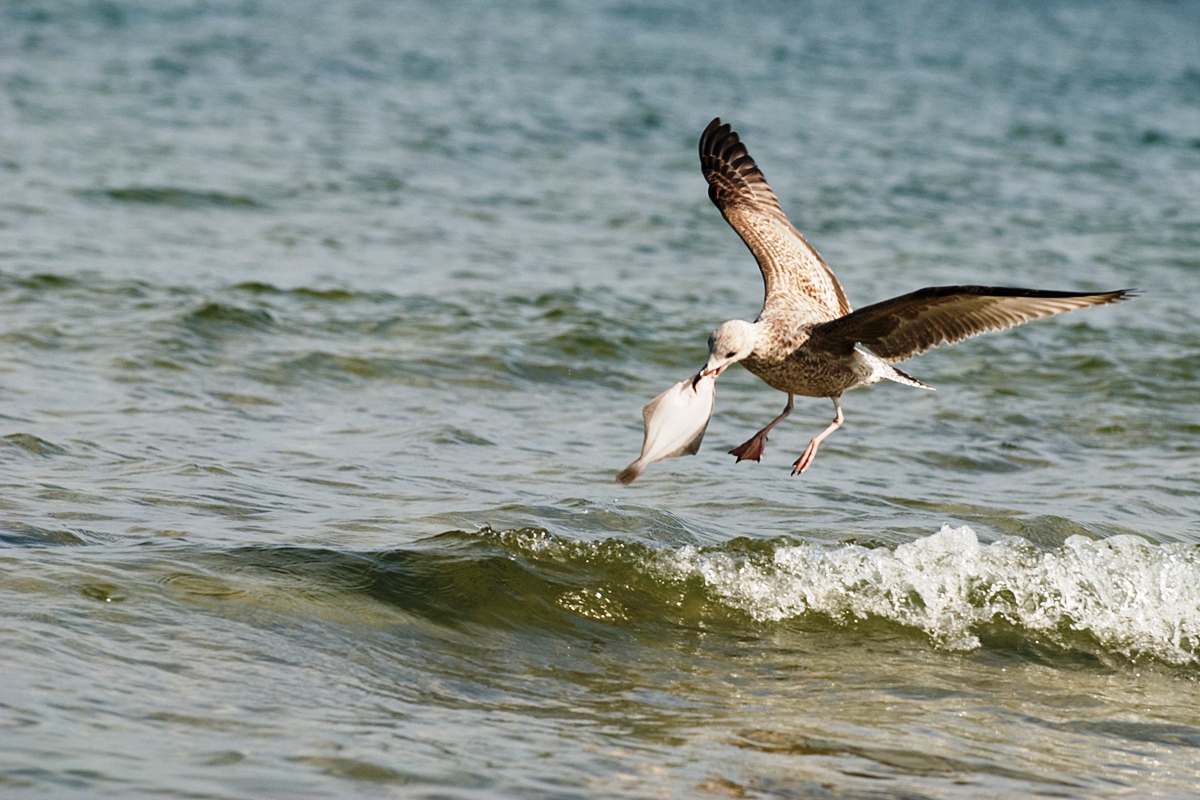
xmin=730 ymin=395 xmax=794 ymax=463
xmin=792 ymin=397 xmax=844 ymax=475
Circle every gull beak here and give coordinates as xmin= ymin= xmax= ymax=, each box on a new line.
xmin=697 ymin=362 xmax=725 ymax=384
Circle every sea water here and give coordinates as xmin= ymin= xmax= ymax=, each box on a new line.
xmin=2 ymin=0 xmax=1199 ymax=797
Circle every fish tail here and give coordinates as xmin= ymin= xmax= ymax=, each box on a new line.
xmin=616 ymin=460 xmax=646 ymax=484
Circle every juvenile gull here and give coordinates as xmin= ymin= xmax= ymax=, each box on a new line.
xmin=693 ymin=117 xmax=1131 ymax=475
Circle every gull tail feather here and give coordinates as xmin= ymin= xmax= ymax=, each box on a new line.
xmin=886 ymin=364 xmax=935 ymax=390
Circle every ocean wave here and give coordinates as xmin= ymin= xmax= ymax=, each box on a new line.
xmin=650 ymin=525 xmax=1200 ymax=665
xmin=86 ymin=525 xmax=1200 ymax=669
xmin=159 ymin=524 xmax=1200 ymax=667
xmin=79 ymin=187 xmax=264 ymax=209
xmin=477 ymin=525 xmax=1200 ymax=667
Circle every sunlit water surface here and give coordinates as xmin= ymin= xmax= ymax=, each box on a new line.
xmin=2 ymin=1 xmax=1200 ymax=797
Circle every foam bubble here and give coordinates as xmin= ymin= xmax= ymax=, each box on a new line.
xmin=656 ymin=525 xmax=1200 ymax=665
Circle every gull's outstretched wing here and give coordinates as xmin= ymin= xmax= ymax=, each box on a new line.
xmin=808 ymin=286 xmax=1132 ymax=362
xmin=700 ymin=118 xmax=851 ymax=321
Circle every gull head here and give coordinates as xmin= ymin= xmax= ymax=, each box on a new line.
xmin=700 ymin=319 xmax=757 ymax=380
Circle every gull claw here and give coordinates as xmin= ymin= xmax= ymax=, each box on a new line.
xmin=729 ymin=435 xmax=767 ymax=463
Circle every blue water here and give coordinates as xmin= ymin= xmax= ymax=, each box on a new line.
xmin=3 ymin=1 xmax=1200 ymax=797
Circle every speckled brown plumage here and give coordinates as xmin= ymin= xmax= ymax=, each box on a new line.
xmin=695 ymin=117 xmax=1133 ymax=475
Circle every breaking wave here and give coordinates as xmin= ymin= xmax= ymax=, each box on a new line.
xmin=487 ymin=524 xmax=1200 ymax=667
xmin=650 ymin=525 xmax=1200 ymax=665
xmin=141 ymin=524 xmax=1200 ymax=669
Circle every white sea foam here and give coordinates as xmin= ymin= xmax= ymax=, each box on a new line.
xmin=658 ymin=525 xmax=1200 ymax=665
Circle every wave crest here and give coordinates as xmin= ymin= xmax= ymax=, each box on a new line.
xmin=654 ymin=525 xmax=1200 ymax=665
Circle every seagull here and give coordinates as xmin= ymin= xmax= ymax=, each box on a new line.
xmin=695 ymin=117 xmax=1132 ymax=475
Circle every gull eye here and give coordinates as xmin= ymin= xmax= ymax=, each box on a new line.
xmin=725 ymin=351 xmax=736 ymax=358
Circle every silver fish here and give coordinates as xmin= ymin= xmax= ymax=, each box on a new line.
xmin=617 ymin=373 xmax=716 ymax=484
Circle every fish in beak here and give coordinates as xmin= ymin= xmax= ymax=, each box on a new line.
xmin=617 ymin=372 xmax=717 ymax=484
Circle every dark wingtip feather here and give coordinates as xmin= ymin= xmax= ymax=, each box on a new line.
xmin=699 ymin=117 xmax=735 ymax=157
